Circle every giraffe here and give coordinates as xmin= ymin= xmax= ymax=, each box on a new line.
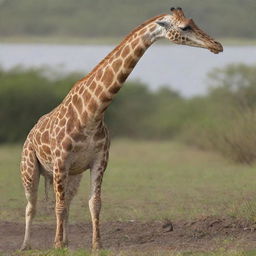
xmin=20 ymin=7 xmax=223 ymax=251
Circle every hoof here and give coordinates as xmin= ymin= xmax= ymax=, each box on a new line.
xmin=92 ymin=242 xmax=102 ymax=251
xmin=20 ymin=244 xmax=31 ymax=251
xmin=54 ymin=242 xmax=64 ymax=249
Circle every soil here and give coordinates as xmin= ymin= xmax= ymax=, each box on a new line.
xmin=1 ymin=216 xmax=256 ymax=254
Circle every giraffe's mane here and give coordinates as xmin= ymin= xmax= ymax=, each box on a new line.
xmin=80 ymin=14 xmax=167 ymax=82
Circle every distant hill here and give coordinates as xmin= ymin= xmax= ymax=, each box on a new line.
xmin=0 ymin=0 xmax=255 ymax=39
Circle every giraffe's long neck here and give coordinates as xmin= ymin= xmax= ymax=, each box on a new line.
xmin=67 ymin=15 xmax=166 ymax=126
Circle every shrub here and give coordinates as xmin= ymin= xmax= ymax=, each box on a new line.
xmin=182 ymin=64 xmax=256 ymax=164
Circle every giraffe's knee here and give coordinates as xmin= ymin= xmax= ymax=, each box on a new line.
xmin=26 ymin=202 xmax=36 ymax=218
xmin=25 ymin=190 xmax=37 ymax=203
xmin=89 ymin=195 xmax=101 ymax=214
xmin=55 ymin=204 xmax=67 ymax=218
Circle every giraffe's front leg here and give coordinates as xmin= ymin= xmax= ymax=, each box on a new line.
xmin=20 ymin=147 xmax=40 ymax=251
xmin=89 ymin=159 xmax=108 ymax=250
xmin=53 ymin=162 xmax=68 ymax=249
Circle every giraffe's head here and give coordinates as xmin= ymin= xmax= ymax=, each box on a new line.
xmin=155 ymin=7 xmax=223 ymax=54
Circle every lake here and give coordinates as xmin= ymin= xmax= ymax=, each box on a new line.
xmin=1 ymin=43 xmax=256 ymax=97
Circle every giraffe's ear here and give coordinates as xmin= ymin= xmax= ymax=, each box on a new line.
xmin=156 ymin=20 xmax=170 ymax=29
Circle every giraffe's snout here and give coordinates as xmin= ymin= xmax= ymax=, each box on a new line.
xmin=208 ymin=41 xmax=223 ymax=54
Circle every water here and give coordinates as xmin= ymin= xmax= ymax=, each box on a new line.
xmin=1 ymin=43 xmax=256 ymax=97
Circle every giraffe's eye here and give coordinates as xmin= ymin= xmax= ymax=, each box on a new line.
xmin=181 ymin=26 xmax=192 ymax=31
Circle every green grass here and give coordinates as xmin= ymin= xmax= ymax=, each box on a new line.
xmin=1 ymin=139 xmax=256 ymax=256
xmin=1 ymin=140 xmax=256 ymax=223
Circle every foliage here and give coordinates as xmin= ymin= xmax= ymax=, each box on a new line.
xmin=106 ymin=82 xmax=156 ymax=138
xmin=0 ymin=0 xmax=255 ymax=40
xmin=0 ymin=66 xmax=184 ymax=142
xmin=1 ymin=63 xmax=256 ymax=164
xmin=0 ymin=66 xmax=79 ymax=142
xmin=183 ymin=64 xmax=256 ymax=164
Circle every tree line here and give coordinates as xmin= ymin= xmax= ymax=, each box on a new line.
xmin=1 ymin=64 xmax=256 ymax=164
xmin=0 ymin=0 xmax=255 ymax=39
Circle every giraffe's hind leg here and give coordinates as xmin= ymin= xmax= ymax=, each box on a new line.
xmin=89 ymin=156 xmax=108 ymax=250
xmin=63 ymin=174 xmax=82 ymax=247
xmin=20 ymin=141 xmax=40 ymax=251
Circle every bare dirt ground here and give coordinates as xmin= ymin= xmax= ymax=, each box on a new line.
xmin=1 ymin=217 xmax=256 ymax=254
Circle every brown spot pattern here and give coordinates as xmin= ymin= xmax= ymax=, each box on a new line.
xmin=99 ymin=92 xmax=111 ymax=103
xmin=35 ymin=132 xmax=41 ymax=144
xmin=149 ymin=24 xmax=157 ymax=32
xmin=109 ymin=84 xmax=121 ymax=94
xmin=102 ymin=67 xmax=114 ymax=87
xmin=78 ymin=86 xmax=85 ymax=95
xmin=117 ymin=71 xmax=129 ymax=84
xmin=57 ymin=128 xmax=65 ymax=142
xmin=139 ymin=28 xmax=147 ymax=35
xmin=134 ymin=46 xmax=145 ymax=58
xmin=88 ymin=98 xmax=98 ymax=113
xmin=90 ymin=82 xmax=97 ymax=91
xmin=62 ymin=139 xmax=72 ymax=151
xmin=42 ymin=145 xmax=51 ymax=155
xmin=83 ymin=90 xmax=92 ymax=102
xmin=124 ymin=55 xmax=137 ymax=69
xmin=59 ymin=118 xmax=66 ymax=127
xmin=121 ymin=46 xmax=130 ymax=58
xmin=55 ymin=149 xmax=61 ymax=157
xmin=73 ymin=95 xmax=83 ymax=113
xmin=112 ymin=59 xmax=122 ymax=72
xmin=42 ymin=131 xmax=49 ymax=144
xmin=66 ymin=117 xmax=74 ymax=133
xmin=95 ymin=86 xmax=103 ymax=97
xmin=86 ymin=74 xmax=95 ymax=87
xmin=71 ymin=132 xmax=87 ymax=142
xmin=96 ymin=69 xmax=103 ymax=81
xmin=131 ymin=38 xmax=140 ymax=49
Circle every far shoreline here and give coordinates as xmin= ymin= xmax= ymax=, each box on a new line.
xmin=0 ymin=36 xmax=256 ymax=46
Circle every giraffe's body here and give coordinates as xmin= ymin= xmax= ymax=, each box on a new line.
xmin=20 ymin=8 xmax=223 ymax=250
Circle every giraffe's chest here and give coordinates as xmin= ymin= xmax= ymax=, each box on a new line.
xmin=68 ymin=142 xmax=98 ymax=175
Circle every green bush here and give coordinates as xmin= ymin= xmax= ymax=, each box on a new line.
xmin=0 ymin=66 xmax=78 ymax=142
xmin=0 ymin=66 xmax=185 ymax=142
xmin=182 ymin=64 xmax=256 ymax=164
xmin=2 ymin=63 xmax=256 ymax=165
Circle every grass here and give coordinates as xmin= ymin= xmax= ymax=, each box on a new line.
xmin=1 ymin=140 xmax=256 ymax=223
xmin=1 ymin=140 xmax=256 ymax=255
